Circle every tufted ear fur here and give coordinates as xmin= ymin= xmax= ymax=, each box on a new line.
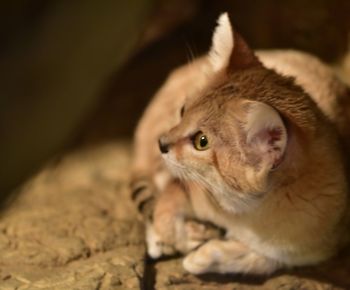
xmin=209 ymin=13 xmax=260 ymax=73
xmin=243 ymin=102 xmax=287 ymax=169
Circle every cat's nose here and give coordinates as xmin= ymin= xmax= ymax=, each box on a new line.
xmin=158 ymin=137 xmax=170 ymax=154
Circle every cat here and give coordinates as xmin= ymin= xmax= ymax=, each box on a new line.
xmin=130 ymin=13 xmax=350 ymax=275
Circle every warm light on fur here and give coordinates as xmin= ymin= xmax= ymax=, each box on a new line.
xmin=131 ymin=13 xmax=350 ymax=275
xmin=209 ymin=13 xmax=234 ymax=72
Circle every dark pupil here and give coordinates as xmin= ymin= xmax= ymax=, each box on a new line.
xmin=200 ymin=136 xmax=208 ymax=147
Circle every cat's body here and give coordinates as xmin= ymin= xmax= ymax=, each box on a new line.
xmin=131 ymin=13 xmax=350 ymax=275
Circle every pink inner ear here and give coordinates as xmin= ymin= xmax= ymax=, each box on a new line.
xmin=255 ymin=127 xmax=283 ymax=148
xmin=268 ymin=128 xmax=283 ymax=147
xmin=252 ymin=126 xmax=285 ymax=169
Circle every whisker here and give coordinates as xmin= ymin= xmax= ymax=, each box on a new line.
xmin=185 ymin=41 xmax=196 ymax=65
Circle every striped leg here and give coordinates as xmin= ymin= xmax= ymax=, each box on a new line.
xmin=130 ymin=175 xmax=157 ymax=221
xmin=144 ymin=180 xmax=224 ymax=258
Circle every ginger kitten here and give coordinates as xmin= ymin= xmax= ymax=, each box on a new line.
xmin=131 ymin=13 xmax=350 ymax=275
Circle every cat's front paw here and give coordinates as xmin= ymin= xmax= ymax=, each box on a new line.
xmin=183 ymin=239 xmax=221 ymax=274
xmin=146 ymin=224 xmax=176 ymax=259
xmin=146 ymin=218 xmax=223 ymax=259
xmin=183 ymin=239 xmax=279 ymax=275
xmin=182 ymin=219 xmax=223 ymax=252
xmin=146 ymin=218 xmax=201 ymax=259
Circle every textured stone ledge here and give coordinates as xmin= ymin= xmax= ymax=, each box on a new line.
xmin=0 ymin=142 xmax=144 ymax=290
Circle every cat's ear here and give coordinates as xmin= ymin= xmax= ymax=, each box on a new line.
xmin=243 ymin=102 xmax=287 ymax=169
xmin=209 ymin=13 xmax=260 ymax=73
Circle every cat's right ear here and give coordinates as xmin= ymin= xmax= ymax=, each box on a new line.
xmin=243 ymin=101 xmax=287 ymax=170
xmin=209 ymin=13 xmax=260 ymax=73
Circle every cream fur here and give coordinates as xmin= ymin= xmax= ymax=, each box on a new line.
xmin=209 ymin=13 xmax=234 ymax=72
xmin=131 ymin=13 xmax=350 ymax=275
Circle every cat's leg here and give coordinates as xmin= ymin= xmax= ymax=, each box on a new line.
xmin=147 ymin=180 xmax=223 ymax=258
xmin=130 ymin=174 xmax=157 ymax=221
xmin=183 ymin=239 xmax=282 ymax=275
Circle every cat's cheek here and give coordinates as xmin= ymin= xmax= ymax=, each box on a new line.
xmin=161 ymin=153 xmax=177 ymax=166
xmin=161 ymin=154 xmax=185 ymax=178
xmin=175 ymin=145 xmax=197 ymax=164
xmin=243 ymin=165 xmax=270 ymax=193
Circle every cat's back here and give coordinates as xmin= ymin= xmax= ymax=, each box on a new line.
xmin=256 ymin=49 xmax=341 ymax=103
xmin=257 ymin=50 xmax=350 ymax=141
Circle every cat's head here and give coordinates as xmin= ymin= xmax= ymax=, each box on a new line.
xmin=158 ymin=13 xmax=314 ymax=214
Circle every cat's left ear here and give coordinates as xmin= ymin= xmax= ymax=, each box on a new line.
xmin=209 ymin=13 xmax=260 ymax=73
xmin=243 ymin=102 xmax=287 ymax=169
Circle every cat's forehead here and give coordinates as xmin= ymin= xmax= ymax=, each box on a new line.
xmin=187 ymin=67 xmax=257 ymax=102
xmin=185 ymin=81 xmax=236 ymax=113
xmin=182 ymin=92 xmax=244 ymax=134
xmin=186 ymin=66 xmax=310 ymax=115
xmin=184 ymin=92 xmax=231 ymax=121
xmin=185 ymin=69 xmax=263 ymax=113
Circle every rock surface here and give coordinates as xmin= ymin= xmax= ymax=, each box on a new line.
xmin=1 ymin=141 xmax=350 ymax=289
xmin=0 ymin=142 xmax=145 ymax=290
xmin=155 ymin=257 xmax=350 ymax=290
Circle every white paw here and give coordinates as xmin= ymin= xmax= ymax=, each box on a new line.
xmin=146 ymin=218 xmax=223 ymax=259
xmin=179 ymin=219 xmax=222 ymax=253
xmin=146 ymin=223 xmax=162 ymax=258
xmin=146 ymin=223 xmax=176 ymax=258
xmin=183 ymin=250 xmax=214 ymax=274
xmin=182 ymin=240 xmax=224 ymax=274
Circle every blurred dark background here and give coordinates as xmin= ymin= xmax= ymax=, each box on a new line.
xmin=0 ymin=0 xmax=349 ymax=205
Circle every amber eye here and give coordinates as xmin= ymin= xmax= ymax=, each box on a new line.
xmin=193 ymin=132 xmax=209 ymax=151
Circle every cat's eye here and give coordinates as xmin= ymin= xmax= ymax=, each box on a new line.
xmin=193 ymin=132 xmax=209 ymax=151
